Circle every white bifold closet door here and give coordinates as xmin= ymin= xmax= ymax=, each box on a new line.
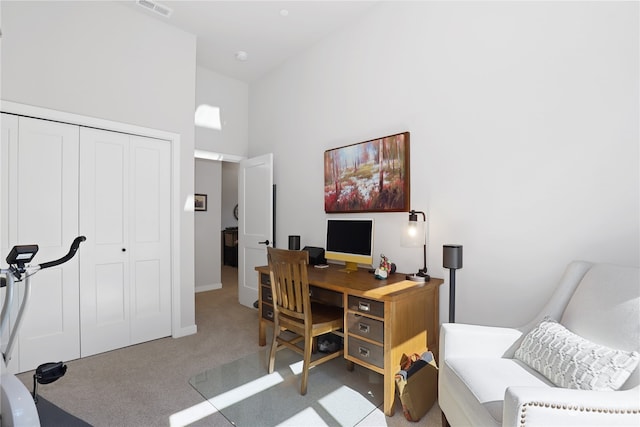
xmin=1 ymin=114 xmax=81 ymax=373
xmin=79 ymin=127 xmax=171 ymax=358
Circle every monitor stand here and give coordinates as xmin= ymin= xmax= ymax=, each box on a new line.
xmin=339 ymin=261 xmax=359 ymax=273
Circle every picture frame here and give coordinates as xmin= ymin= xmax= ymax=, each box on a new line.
xmin=194 ymin=194 xmax=208 ymax=211
xmin=324 ymin=132 xmax=410 ymax=213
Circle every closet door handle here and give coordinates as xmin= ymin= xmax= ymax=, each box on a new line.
xmin=122 ymin=248 xmax=127 ymax=252
xmin=258 ymin=240 xmax=270 ymax=245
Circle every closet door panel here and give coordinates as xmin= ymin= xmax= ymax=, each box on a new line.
xmin=0 ymin=114 xmax=15 ymax=254
xmin=11 ymin=117 xmax=80 ymax=372
xmin=95 ymin=263 xmax=127 ymax=324
xmin=79 ymin=127 xmax=130 ymax=357
xmin=1 ymin=113 xmax=19 ymax=373
xmin=130 ymin=136 xmax=171 ymax=344
xmin=94 ymin=142 xmax=126 ymax=244
xmin=80 ymin=130 xmax=171 ymax=355
xmin=134 ymin=259 xmax=161 ymax=314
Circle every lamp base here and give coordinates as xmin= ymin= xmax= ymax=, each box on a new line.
xmin=406 ymin=273 xmax=430 ymax=282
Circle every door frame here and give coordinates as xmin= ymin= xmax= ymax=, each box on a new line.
xmin=0 ymin=100 xmax=187 ymax=338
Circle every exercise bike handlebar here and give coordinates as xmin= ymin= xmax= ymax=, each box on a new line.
xmin=1 ymin=236 xmax=86 ymax=365
xmin=38 ymin=236 xmax=86 ymax=270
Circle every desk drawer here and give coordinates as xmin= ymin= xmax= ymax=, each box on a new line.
xmin=261 ymin=285 xmax=273 ymax=304
xmin=348 ymin=336 xmax=383 ymax=369
xmin=260 ymin=272 xmax=271 ymax=286
xmin=310 ymin=286 xmax=343 ymax=308
xmin=347 ymin=313 xmax=384 ymax=343
xmin=348 ymin=296 xmax=384 ymax=318
xmin=261 ymin=304 xmax=275 ymax=321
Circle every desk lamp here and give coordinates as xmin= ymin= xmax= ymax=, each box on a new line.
xmin=443 ymin=245 xmax=463 ymax=323
xmin=401 ymin=210 xmax=430 ymax=282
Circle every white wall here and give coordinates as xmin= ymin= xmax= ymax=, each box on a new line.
xmin=193 ymin=160 xmax=237 ymax=291
xmin=1 ymin=1 xmax=198 ymax=334
xmin=195 ymin=159 xmax=222 ymax=291
xmin=250 ymin=1 xmax=639 ymax=326
xmin=195 ymin=66 xmax=249 ymax=157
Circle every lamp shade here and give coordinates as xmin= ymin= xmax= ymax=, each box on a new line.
xmin=443 ymin=245 xmax=463 ymax=269
xmin=401 ymin=219 xmax=425 ymax=248
xmin=402 ymin=210 xmax=429 ymax=282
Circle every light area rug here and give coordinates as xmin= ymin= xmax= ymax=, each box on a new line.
xmin=189 ymin=348 xmax=384 ymax=427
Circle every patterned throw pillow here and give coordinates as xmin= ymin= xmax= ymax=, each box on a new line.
xmin=515 ymin=317 xmax=640 ymax=391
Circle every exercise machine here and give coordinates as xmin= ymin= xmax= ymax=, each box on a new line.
xmin=1 ymin=236 xmax=85 ymax=427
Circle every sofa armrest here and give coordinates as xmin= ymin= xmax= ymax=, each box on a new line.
xmin=503 ymin=386 xmax=640 ymax=427
xmin=440 ymin=323 xmax=523 ymax=359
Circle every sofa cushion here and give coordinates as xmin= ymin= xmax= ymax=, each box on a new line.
xmin=515 ymin=317 xmax=640 ymax=391
xmin=561 ymin=263 xmax=639 ymax=353
xmin=445 ymin=357 xmax=553 ymax=424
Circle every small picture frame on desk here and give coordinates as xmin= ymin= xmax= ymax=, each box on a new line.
xmin=194 ymin=194 xmax=207 ymax=211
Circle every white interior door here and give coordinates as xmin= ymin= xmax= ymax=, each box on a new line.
xmin=128 ymin=135 xmax=171 ymax=345
xmin=4 ymin=116 xmax=80 ymax=373
xmin=0 ymin=114 xmax=17 ymax=367
xmin=79 ymin=128 xmax=171 ymax=357
xmin=79 ymin=128 xmax=131 ymax=356
xmin=238 ymin=153 xmax=273 ymax=308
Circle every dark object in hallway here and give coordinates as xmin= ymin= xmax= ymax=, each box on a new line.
xmin=222 ymin=228 xmax=238 ymax=267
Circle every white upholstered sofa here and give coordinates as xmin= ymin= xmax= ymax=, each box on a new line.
xmin=439 ymin=261 xmax=640 ymax=427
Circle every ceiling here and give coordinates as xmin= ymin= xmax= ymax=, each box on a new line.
xmin=119 ymin=1 xmax=379 ymax=83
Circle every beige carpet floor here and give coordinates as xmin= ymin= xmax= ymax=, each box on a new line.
xmin=17 ymin=266 xmax=442 ymax=426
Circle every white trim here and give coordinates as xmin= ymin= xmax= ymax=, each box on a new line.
xmin=0 ymin=100 xmax=186 ymax=339
xmin=195 ymin=283 xmax=223 ymax=293
xmin=173 ymin=324 xmax=198 ymax=338
xmin=194 ymin=149 xmax=245 ymax=163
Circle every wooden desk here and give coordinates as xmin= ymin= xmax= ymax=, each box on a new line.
xmin=255 ymin=264 xmax=443 ymax=417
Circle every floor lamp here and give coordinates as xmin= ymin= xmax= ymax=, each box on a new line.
xmin=443 ymin=245 xmax=463 ymax=323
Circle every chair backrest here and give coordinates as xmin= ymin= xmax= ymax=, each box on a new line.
xmin=267 ymin=247 xmax=311 ymax=325
xmin=561 ymin=263 xmax=640 ymax=389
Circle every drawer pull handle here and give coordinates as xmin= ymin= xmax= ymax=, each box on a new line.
xmin=266 ymin=294 xmax=273 ymax=301
xmin=358 ymin=346 xmax=370 ymax=358
xmin=358 ymin=323 xmax=370 ymax=334
xmin=358 ymin=301 xmax=371 ymax=312
xmin=266 ymin=311 xmax=274 ymax=319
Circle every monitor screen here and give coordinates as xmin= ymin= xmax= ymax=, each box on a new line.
xmin=325 ymin=218 xmax=374 ymax=272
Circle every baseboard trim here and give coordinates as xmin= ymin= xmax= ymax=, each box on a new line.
xmin=173 ymin=324 xmax=197 ymax=338
xmin=196 ymin=282 xmax=223 ymax=293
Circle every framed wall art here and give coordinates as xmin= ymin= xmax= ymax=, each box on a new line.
xmin=194 ymin=194 xmax=207 ymax=211
xmin=324 ymin=132 xmax=410 ymax=213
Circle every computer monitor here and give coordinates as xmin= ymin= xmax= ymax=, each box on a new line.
xmin=325 ymin=218 xmax=374 ymax=272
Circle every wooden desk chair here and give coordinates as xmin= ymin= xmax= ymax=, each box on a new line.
xmin=266 ymin=247 xmax=345 ymax=395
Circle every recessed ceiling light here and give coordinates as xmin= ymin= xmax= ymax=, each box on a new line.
xmin=279 ymin=9 xmax=289 ymax=17
xmin=235 ymin=51 xmax=248 ymax=62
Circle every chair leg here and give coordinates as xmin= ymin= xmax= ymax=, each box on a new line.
xmin=300 ymin=334 xmax=313 ymax=395
xmin=267 ymin=327 xmax=279 ymax=374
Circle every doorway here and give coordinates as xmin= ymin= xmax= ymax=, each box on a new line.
xmin=194 ymin=154 xmax=240 ymax=293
